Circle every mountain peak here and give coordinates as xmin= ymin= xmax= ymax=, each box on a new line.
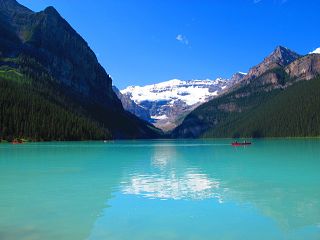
xmin=244 ymin=46 xmax=301 ymax=80
xmin=275 ymin=45 xmax=288 ymax=51
xmin=268 ymin=46 xmax=300 ymax=66
xmin=44 ymin=6 xmax=60 ymax=16
xmin=273 ymin=45 xmax=290 ymax=57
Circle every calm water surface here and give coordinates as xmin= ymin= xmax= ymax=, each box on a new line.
xmin=0 ymin=139 xmax=320 ymax=240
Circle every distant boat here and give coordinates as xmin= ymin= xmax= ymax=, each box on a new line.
xmin=12 ymin=139 xmax=24 ymax=144
xmin=231 ymin=141 xmax=252 ymax=146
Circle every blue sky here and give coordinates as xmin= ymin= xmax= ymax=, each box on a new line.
xmin=18 ymin=0 xmax=320 ymax=89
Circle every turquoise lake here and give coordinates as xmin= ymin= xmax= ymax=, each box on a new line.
xmin=0 ymin=139 xmax=320 ymax=240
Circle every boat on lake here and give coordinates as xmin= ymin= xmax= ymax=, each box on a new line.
xmin=231 ymin=141 xmax=252 ymax=146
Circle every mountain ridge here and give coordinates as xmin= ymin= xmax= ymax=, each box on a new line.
xmin=241 ymin=46 xmax=301 ymax=83
xmin=172 ymin=46 xmax=320 ymax=138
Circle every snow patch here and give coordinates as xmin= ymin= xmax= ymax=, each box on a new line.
xmin=121 ymin=78 xmax=229 ymax=106
xmin=238 ymin=72 xmax=247 ymax=75
xmin=151 ymin=115 xmax=168 ymax=120
xmin=309 ymin=47 xmax=320 ymax=54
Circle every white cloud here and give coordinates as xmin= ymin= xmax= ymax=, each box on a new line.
xmin=176 ymin=34 xmax=189 ymax=45
xmin=253 ymin=0 xmax=262 ymax=3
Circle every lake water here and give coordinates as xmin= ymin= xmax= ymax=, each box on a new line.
xmin=0 ymin=139 xmax=320 ymax=240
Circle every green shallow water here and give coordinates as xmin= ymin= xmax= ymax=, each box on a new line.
xmin=0 ymin=139 xmax=320 ymax=240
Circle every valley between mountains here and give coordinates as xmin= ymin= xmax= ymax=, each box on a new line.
xmin=116 ymin=46 xmax=320 ymax=138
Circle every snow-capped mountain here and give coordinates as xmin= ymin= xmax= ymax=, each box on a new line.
xmin=309 ymin=47 xmax=320 ymax=54
xmin=119 ymin=77 xmax=238 ymax=131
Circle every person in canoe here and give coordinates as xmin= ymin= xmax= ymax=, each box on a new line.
xmin=232 ymin=140 xmax=252 ymax=146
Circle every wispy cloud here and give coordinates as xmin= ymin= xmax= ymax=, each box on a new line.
xmin=176 ymin=34 xmax=189 ymax=45
xmin=253 ymin=0 xmax=262 ymax=3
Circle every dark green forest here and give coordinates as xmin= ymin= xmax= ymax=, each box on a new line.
xmin=0 ymin=56 xmax=161 ymax=141
xmin=0 ymin=62 xmax=111 ymax=141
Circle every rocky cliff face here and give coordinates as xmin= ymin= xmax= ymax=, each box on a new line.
xmin=244 ymin=50 xmax=320 ymax=90
xmin=285 ymin=54 xmax=320 ymax=81
xmin=113 ymin=86 xmax=151 ymax=121
xmin=243 ymin=46 xmax=300 ymax=81
xmin=230 ymin=72 xmax=247 ymax=83
xmin=228 ymin=46 xmax=304 ymax=91
xmin=1 ymin=1 xmax=108 ymax=99
xmin=30 ymin=7 xmax=118 ymax=103
xmin=1 ymin=1 xmax=117 ymax=104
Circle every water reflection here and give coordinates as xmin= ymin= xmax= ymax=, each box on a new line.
xmin=151 ymin=142 xmax=176 ymax=168
xmin=122 ymin=143 xmax=225 ymax=201
xmin=122 ymin=173 xmax=223 ymax=201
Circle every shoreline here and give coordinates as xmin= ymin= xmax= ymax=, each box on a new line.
xmin=1 ymin=136 xmax=320 ymax=144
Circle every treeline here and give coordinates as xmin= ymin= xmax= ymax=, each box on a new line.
xmin=0 ymin=68 xmax=111 ymax=141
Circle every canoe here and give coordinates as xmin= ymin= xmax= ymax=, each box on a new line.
xmin=232 ymin=142 xmax=252 ymax=146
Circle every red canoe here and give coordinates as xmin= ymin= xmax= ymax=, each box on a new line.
xmin=231 ymin=142 xmax=252 ymax=146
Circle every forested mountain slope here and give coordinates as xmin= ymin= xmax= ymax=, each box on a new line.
xmin=0 ymin=0 xmax=161 ymax=141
